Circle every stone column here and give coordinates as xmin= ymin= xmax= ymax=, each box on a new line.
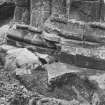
xmin=100 ymin=0 xmax=105 ymax=21
xmin=30 ymin=0 xmax=51 ymax=29
xmin=13 ymin=0 xmax=30 ymax=24
xmin=66 ymin=0 xmax=71 ymax=19
xmin=51 ymin=0 xmax=67 ymax=18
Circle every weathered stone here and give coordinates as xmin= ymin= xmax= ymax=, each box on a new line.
xmin=44 ymin=17 xmax=85 ymax=41
xmin=14 ymin=66 xmax=48 ymax=93
xmin=0 ymin=0 xmax=14 ymax=5
xmin=51 ymin=0 xmax=66 ymax=18
xmin=9 ymin=92 xmax=29 ymax=105
xmin=12 ymin=62 xmax=105 ymax=104
xmin=44 ymin=17 xmax=105 ymax=70
xmin=89 ymin=73 xmax=105 ymax=90
xmin=15 ymin=24 xmax=42 ymax=33
xmin=30 ymin=0 xmax=51 ymax=28
xmin=7 ymin=28 xmax=59 ymax=50
xmin=57 ymin=45 xmax=105 ymax=70
xmin=85 ymin=22 xmax=105 ymax=44
xmin=9 ymin=92 xmax=80 ymax=105
xmin=1 ymin=1 xmax=105 ymax=105
xmin=27 ymin=46 xmax=57 ymax=56
xmin=36 ymin=52 xmax=57 ymax=64
xmin=7 ymin=14 xmax=105 ymax=71
xmin=5 ymin=53 xmax=17 ymax=71
xmin=7 ymin=29 xmax=28 ymax=41
xmin=13 ymin=0 xmax=30 ymax=24
xmin=44 ymin=63 xmax=105 ymax=104
xmin=4 ymin=48 xmax=41 ymax=71
xmin=45 ymin=62 xmax=81 ymax=81
xmin=45 ymin=17 xmax=105 ymax=44
xmin=14 ymin=6 xmax=30 ymax=24
xmin=15 ymin=68 xmax=32 ymax=76
xmin=24 ymin=33 xmax=45 ymax=46
xmin=8 ymin=48 xmax=40 ymax=66
xmin=0 ymin=50 xmax=6 ymax=66
xmin=33 ymin=97 xmax=80 ymax=105
xmin=0 ymin=44 xmax=16 ymax=51
xmin=16 ymin=24 xmax=29 ymax=30
xmin=42 ymin=31 xmax=60 ymax=43
xmin=7 ymin=29 xmax=46 ymax=47
xmin=69 ymin=0 xmax=103 ymax=22
xmin=28 ymin=26 xmax=42 ymax=33
xmin=15 ymin=0 xmax=29 ymax=7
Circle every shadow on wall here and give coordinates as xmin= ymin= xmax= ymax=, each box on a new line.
xmin=0 ymin=2 xmax=15 ymax=20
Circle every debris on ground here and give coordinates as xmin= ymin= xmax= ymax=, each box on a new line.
xmin=1 ymin=0 xmax=105 ymax=105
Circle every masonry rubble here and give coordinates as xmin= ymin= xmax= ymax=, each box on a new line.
xmin=1 ymin=0 xmax=105 ymax=105
xmin=0 ymin=22 xmax=105 ymax=104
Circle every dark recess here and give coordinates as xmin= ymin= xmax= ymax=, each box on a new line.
xmin=0 ymin=2 xmax=15 ymax=20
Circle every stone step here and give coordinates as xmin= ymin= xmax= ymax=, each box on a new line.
xmin=7 ymin=29 xmax=57 ymax=49
xmin=44 ymin=17 xmax=105 ymax=70
xmin=45 ymin=17 xmax=105 ymax=44
xmin=56 ymin=52 xmax=105 ymax=70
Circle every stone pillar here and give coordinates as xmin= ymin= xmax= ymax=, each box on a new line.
xmin=14 ymin=0 xmax=30 ymax=24
xmin=30 ymin=0 xmax=51 ymax=29
xmin=100 ymin=0 xmax=105 ymax=21
xmin=66 ymin=0 xmax=71 ymax=19
xmin=51 ymin=0 xmax=67 ymax=18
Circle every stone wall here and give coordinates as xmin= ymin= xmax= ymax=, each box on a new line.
xmin=13 ymin=0 xmax=105 ymax=26
xmin=69 ymin=0 xmax=105 ymax=22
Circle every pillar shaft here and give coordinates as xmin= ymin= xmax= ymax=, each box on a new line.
xmin=51 ymin=0 xmax=66 ymax=18
xmin=14 ymin=0 xmax=30 ymax=24
xmin=30 ymin=0 xmax=51 ymax=28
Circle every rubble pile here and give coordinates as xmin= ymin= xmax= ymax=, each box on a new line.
xmin=0 ymin=22 xmax=104 ymax=104
xmin=1 ymin=0 xmax=105 ymax=105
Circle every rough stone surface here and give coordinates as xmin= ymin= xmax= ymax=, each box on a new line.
xmin=0 ymin=44 xmax=105 ymax=105
xmin=14 ymin=6 xmax=30 ymax=24
xmin=70 ymin=0 xmax=102 ymax=22
xmin=44 ymin=17 xmax=105 ymax=70
xmin=0 ymin=25 xmax=9 ymax=44
xmin=4 ymin=48 xmax=41 ymax=71
xmin=13 ymin=0 xmax=30 ymax=24
xmin=42 ymin=31 xmax=61 ymax=43
xmin=1 ymin=1 xmax=105 ymax=105
xmin=30 ymin=0 xmax=51 ymax=28
xmin=12 ymin=62 xmax=105 ymax=105
xmin=51 ymin=0 xmax=66 ymax=17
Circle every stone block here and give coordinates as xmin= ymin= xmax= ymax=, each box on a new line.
xmin=70 ymin=0 xmax=102 ymax=22
xmin=14 ymin=6 xmax=30 ymax=24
